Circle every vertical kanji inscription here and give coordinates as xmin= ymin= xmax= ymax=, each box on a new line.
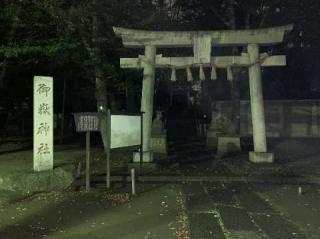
xmin=33 ymin=76 xmax=54 ymax=171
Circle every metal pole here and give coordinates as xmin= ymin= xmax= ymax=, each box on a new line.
xmin=60 ymin=78 xmax=66 ymax=144
xmin=86 ymin=131 xmax=90 ymax=192
xmin=140 ymin=112 xmax=144 ymax=175
xmin=106 ymin=147 xmax=111 ymax=188
xmin=106 ymin=110 xmax=111 ymax=189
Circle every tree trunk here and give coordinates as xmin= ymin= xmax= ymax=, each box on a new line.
xmin=0 ymin=12 xmax=20 ymax=90
xmin=126 ymin=78 xmax=136 ymax=112
xmin=60 ymin=78 xmax=66 ymax=144
xmin=91 ymin=0 xmax=109 ymax=151
xmin=0 ymin=60 xmax=7 ymax=90
xmin=95 ymin=65 xmax=110 ymax=151
xmin=228 ymin=0 xmax=241 ymax=135
xmin=94 ymin=65 xmax=108 ymax=111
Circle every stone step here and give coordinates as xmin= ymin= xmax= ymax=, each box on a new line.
xmin=177 ymin=148 xmax=214 ymax=157
xmin=168 ymin=146 xmax=207 ymax=154
xmin=178 ymin=153 xmax=215 ymax=164
xmin=168 ymin=141 xmax=206 ymax=150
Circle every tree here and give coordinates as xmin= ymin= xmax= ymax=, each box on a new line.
xmin=166 ymin=0 xmax=320 ymax=134
xmin=4 ymin=0 xmax=172 ymax=143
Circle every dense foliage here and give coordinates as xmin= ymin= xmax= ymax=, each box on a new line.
xmin=0 ymin=0 xmax=319 ymax=135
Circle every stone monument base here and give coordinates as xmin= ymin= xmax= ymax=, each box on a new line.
xmin=249 ymin=152 xmax=274 ymax=163
xmin=206 ymin=130 xmax=221 ymax=149
xmin=217 ymin=136 xmax=241 ymax=154
xmin=151 ymin=135 xmax=167 ymax=154
xmin=207 ymin=137 xmax=218 ymax=149
xmin=0 ymin=165 xmax=74 ymax=194
xmin=133 ymin=151 xmax=153 ymax=163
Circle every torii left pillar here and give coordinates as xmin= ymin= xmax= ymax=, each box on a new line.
xmin=133 ymin=45 xmax=156 ymax=162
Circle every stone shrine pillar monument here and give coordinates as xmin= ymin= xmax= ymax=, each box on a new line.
xmin=33 ymin=76 xmax=54 ymax=171
xmin=114 ymin=25 xmax=293 ymax=163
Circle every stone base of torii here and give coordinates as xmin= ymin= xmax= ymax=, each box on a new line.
xmin=114 ymin=24 xmax=293 ymax=164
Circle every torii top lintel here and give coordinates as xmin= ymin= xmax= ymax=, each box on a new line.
xmin=113 ymin=24 xmax=293 ymax=48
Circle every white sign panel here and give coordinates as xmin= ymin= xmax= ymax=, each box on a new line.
xmin=110 ymin=115 xmax=141 ymax=149
xmin=33 ymin=76 xmax=53 ymax=171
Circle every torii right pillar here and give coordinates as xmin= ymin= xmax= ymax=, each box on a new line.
xmin=248 ymin=43 xmax=273 ymax=163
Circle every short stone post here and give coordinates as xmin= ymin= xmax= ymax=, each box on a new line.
xmin=134 ymin=45 xmax=156 ymax=163
xmin=247 ymin=44 xmax=273 ymax=163
xmin=131 ymin=168 xmax=136 ymax=195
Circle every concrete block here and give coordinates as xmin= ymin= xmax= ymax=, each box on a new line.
xmin=249 ymin=152 xmax=274 ymax=163
xmin=217 ymin=136 xmax=241 ymax=154
xmin=206 ymin=136 xmax=218 ymax=149
xmin=133 ymin=151 xmax=153 ymax=163
xmin=207 ymin=130 xmax=221 ymax=137
xmin=151 ymin=136 xmax=167 ymax=154
xmin=206 ymin=137 xmax=218 ymax=149
xmin=206 ymin=130 xmax=222 ymax=148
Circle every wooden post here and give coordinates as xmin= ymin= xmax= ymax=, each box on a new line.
xmin=106 ymin=149 xmax=111 ymax=189
xmin=140 ymin=112 xmax=144 ymax=175
xmin=86 ymin=131 xmax=90 ymax=191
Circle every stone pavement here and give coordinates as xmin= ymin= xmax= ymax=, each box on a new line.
xmin=182 ymin=182 xmax=320 ymax=239
xmin=0 ymin=184 xmax=181 ymax=239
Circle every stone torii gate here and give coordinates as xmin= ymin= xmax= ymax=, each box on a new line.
xmin=113 ymin=24 xmax=293 ymax=163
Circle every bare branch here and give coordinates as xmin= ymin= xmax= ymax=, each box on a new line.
xmin=209 ymin=6 xmax=231 ymax=28
xmin=81 ymin=36 xmax=94 ymax=58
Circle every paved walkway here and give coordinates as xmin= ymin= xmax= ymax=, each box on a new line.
xmin=0 ymin=185 xmax=180 ymax=239
xmin=1 ymin=181 xmax=319 ymax=239
xmin=182 ymin=182 xmax=320 ymax=239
